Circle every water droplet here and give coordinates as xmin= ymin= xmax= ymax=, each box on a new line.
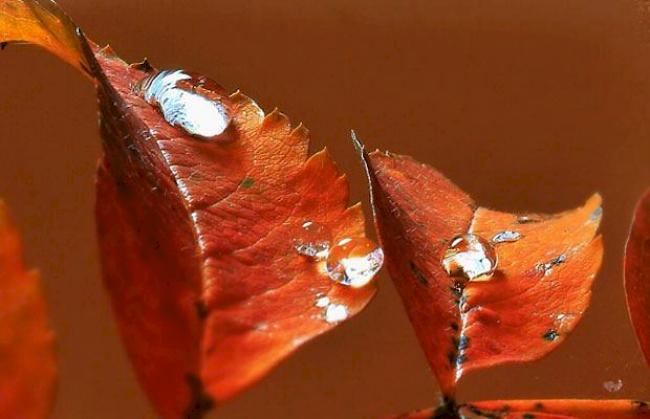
xmin=535 ymin=254 xmax=567 ymax=276
xmin=324 ymin=304 xmax=348 ymax=323
xmin=603 ymin=379 xmax=623 ymax=393
xmin=442 ymin=234 xmax=498 ymax=281
xmin=136 ymin=69 xmax=231 ymax=139
xmin=542 ymin=329 xmax=559 ymax=341
xmin=315 ymin=296 xmax=330 ymax=308
xmin=293 ymin=221 xmax=331 ymax=260
xmin=491 ymin=230 xmax=522 ymax=244
xmin=553 ymin=313 xmax=578 ymax=334
xmin=590 ymin=206 xmax=603 ymax=222
xmin=325 ymin=237 xmax=384 ymax=288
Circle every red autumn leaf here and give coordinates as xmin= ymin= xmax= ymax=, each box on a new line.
xmin=387 ymin=399 xmax=650 ymax=419
xmin=625 ymin=188 xmax=650 ymax=367
xmin=1 ymin=2 xmax=379 ymax=417
xmin=0 ymin=201 xmax=56 ymax=419
xmin=356 ymin=137 xmax=603 ymax=398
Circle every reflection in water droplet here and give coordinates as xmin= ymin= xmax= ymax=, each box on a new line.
xmin=324 ymin=304 xmax=348 ymax=323
xmin=293 ymin=221 xmax=331 ymax=260
xmin=536 ymin=254 xmax=567 ymax=276
xmin=491 ymin=230 xmax=522 ymax=244
xmin=136 ymin=69 xmax=231 ymax=139
xmin=326 ymin=238 xmax=384 ymax=288
xmin=442 ymin=234 xmax=498 ymax=281
xmin=603 ymin=379 xmax=623 ymax=393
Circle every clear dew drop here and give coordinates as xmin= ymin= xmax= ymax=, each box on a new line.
xmin=442 ymin=234 xmax=498 ymax=281
xmin=135 ymin=69 xmax=231 ymax=139
xmin=315 ymin=295 xmax=330 ymax=308
xmin=324 ymin=304 xmax=349 ymax=323
xmin=293 ymin=221 xmax=331 ymax=260
xmin=536 ymin=254 xmax=567 ymax=276
xmin=553 ymin=312 xmax=578 ymax=334
xmin=325 ymin=237 xmax=384 ymax=288
xmin=603 ymin=379 xmax=623 ymax=393
xmin=491 ymin=230 xmax=522 ymax=244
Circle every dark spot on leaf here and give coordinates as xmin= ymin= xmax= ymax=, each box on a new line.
xmin=517 ymin=215 xmax=541 ymax=224
xmin=523 ymin=414 xmax=535 ymax=419
xmin=533 ymin=402 xmax=544 ymax=411
xmin=450 ymin=322 xmax=459 ymax=332
xmin=240 ymin=177 xmax=255 ymax=189
xmin=542 ymin=329 xmax=559 ymax=341
xmin=195 ymin=300 xmax=208 ymax=320
xmin=0 ymin=42 xmax=7 ymax=50
xmin=410 ymin=261 xmax=429 ymax=285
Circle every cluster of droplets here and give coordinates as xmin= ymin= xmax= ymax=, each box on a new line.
xmin=135 ymin=69 xmax=231 ymax=139
xmin=293 ymin=221 xmax=384 ymax=288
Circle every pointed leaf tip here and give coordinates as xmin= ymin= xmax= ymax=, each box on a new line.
xmin=363 ymin=149 xmax=603 ymax=396
xmin=2 ymin=1 xmax=381 ymax=416
xmin=0 ymin=0 xmax=91 ymax=76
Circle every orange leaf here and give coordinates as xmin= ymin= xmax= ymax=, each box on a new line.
xmin=2 ymin=1 xmax=379 ymax=417
xmin=357 ymin=138 xmax=603 ymax=398
xmin=625 ymin=188 xmax=650 ymax=366
xmin=387 ymin=400 xmax=650 ymax=419
xmin=0 ymin=202 xmax=56 ymax=419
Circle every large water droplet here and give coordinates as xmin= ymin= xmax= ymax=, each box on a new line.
xmin=442 ymin=234 xmax=498 ymax=281
xmin=326 ymin=237 xmax=384 ymax=288
xmin=293 ymin=221 xmax=331 ymax=260
xmin=136 ymin=69 xmax=231 ymax=139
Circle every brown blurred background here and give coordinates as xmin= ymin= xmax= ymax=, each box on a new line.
xmin=1 ymin=0 xmax=650 ymax=417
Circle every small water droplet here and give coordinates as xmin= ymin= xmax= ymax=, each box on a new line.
xmin=491 ymin=230 xmax=522 ymax=244
xmin=315 ymin=296 xmax=330 ymax=308
xmin=442 ymin=234 xmax=498 ymax=281
xmin=136 ymin=69 xmax=231 ymax=139
xmin=325 ymin=238 xmax=384 ymax=287
xmin=590 ymin=206 xmax=603 ymax=222
xmin=535 ymin=254 xmax=567 ymax=276
xmin=324 ymin=304 xmax=348 ymax=323
xmin=603 ymin=379 xmax=623 ymax=393
xmin=553 ymin=313 xmax=578 ymax=334
xmin=293 ymin=221 xmax=331 ymax=260
xmin=542 ymin=329 xmax=559 ymax=341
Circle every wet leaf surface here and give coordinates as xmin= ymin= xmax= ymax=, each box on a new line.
xmin=1 ymin=2 xmax=378 ymax=417
xmin=625 ymin=189 xmax=650 ymax=366
xmin=0 ymin=202 xmax=56 ymax=419
xmin=387 ymin=399 xmax=650 ymax=419
xmin=357 ymin=139 xmax=603 ymax=397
